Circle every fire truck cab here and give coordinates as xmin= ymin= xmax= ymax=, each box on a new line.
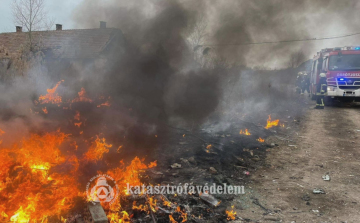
xmin=310 ymin=46 xmax=360 ymax=103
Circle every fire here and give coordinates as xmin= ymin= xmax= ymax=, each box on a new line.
xmin=0 ymin=128 xmax=4 ymax=135
xmin=226 ymin=209 xmax=236 ymax=220
xmin=38 ymin=80 xmax=64 ymax=104
xmin=177 ymin=206 xmax=188 ymax=222
xmin=107 ymin=211 xmax=130 ymax=223
xmin=148 ymin=161 xmax=157 ymax=168
xmin=84 ymin=136 xmax=112 ymax=161
xmin=10 ymin=206 xmax=30 ymax=223
xmin=103 ymin=158 xmax=157 ymax=222
xmin=162 ymin=199 xmax=171 ymax=207
xmin=74 ymin=111 xmax=80 ymax=120
xmin=0 ymin=130 xmax=156 ymax=222
xmin=148 ymin=196 xmax=157 ymax=212
xmin=97 ymin=101 xmax=111 ymax=107
xmin=42 ymin=107 xmax=48 ymax=114
xmin=239 ymin=129 xmax=251 ymax=135
xmin=72 ymin=88 xmax=93 ymax=103
xmin=132 ymin=201 xmax=148 ymax=212
xmin=106 ymin=157 xmax=157 ymax=198
xmin=226 ymin=206 xmax=236 ymax=221
xmin=0 ymin=131 xmax=80 ymax=223
xmin=169 ymin=206 xmax=187 ymax=223
xmin=74 ymin=122 xmax=82 ymax=127
xmin=264 ymin=115 xmax=279 ymax=129
xmin=0 ymin=81 xmax=159 ymax=222
xmin=257 ymin=137 xmax=265 ymax=143
xmin=169 ymin=215 xmax=177 ymax=223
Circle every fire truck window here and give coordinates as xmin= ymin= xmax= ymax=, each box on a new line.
xmin=317 ymin=58 xmax=323 ymax=72
xmin=326 ymin=58 xmax=329 ymax=71
xmin=322 ymin=58 xmax=327 ymax=71
xmin=329 ymin=54 xmax=360 ymax=70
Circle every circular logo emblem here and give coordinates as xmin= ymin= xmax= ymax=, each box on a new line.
xmin=86 ymin=174 xmax=119 ymax=204
xmin=347 ymin=79 xmax=353 ymax=84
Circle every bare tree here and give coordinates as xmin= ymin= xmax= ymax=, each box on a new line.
xmin=12 ymin=0 xmax=54 ymax=50
xmin=187 ymin=14 xmax=209 ymax=66
xmin=289 ymin=51 xmax=306 ymax=68
xmin=188 ymin=14 xmax=208 ymax=49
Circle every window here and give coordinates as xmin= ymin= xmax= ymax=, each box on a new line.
xmin=329 ymin=54 xmax=360 ymax=71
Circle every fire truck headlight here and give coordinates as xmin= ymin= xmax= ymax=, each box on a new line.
xmin=327 ymin=86 xmax=335 ymax=91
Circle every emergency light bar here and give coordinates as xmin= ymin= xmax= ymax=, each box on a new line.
xmin=340 ymin=46 xmax=360 ymax=50
xmin=321 ymin=48 xmax=334 ymax=53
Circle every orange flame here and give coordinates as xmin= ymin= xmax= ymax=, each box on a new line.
xmin=38 ymin=80 xmax=64 ymax=104
xmin=257 ymin=137 xmax=265 ymax=143
xmin=72 ymin=88 xmax=93 ymax=103
xmin=148 ymin=196 xmax=157 ymax=213
xmin=83 ymin=136 xmax=112 ymax=161
xmin=0 ymin=81 xmax=159 ymax=222
xmin=74 ymin=122 xmax=82 ymax=128
xmin=132 ymin=201 xmax=148 ymax=212
xmin=169 ymin=215 xmax=177 ymax=223
xmin=265 ymin=115 xmax=279 ymax=129
xmin=97 ymin=101 xmax=111 ymax=108
xmin=162 ymin=199 xmax=171 ymax=208
xmin=0 ymin=126 xmax=156 ymax=222
xmin=169 ymin=207 xmax=187 ymax=223
xmin=107 ymin=211 xmax=130 ymax=223
xmin=74 ymin=111 xmax=80 ymax=120
xmin=226 ymin=209 xmax=236 ymax=220
xmin=239 ymin=129 xmax=251 ymax=135
xmin=0 ymin=131 xmax=79 ymax=223
xmin=42 ymin=107 xmax=48 ymax=114
xmin=148 ymin=160 xmax=157 ymax=168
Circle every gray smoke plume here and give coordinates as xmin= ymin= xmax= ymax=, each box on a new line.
xmin=67 ymin=0 xmax=360 ymax=131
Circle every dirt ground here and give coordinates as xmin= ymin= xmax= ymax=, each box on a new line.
xmin=238 ymin=98 xmax=360 ymax=222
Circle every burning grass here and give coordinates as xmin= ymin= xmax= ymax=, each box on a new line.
xmin=264 ymin=115 xmax=279 ymax=129
xmin=239 ymin=129 xmax=251 ymax=135
xmin=38 ymin=80 xmax=64 ymax=104
xmin=0 ymin=82 xmax=158 ymax=223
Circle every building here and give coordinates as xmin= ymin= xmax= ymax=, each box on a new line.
xmin=0 ymin=22 xmax=124 ymax=79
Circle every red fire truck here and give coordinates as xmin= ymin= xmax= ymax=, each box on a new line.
xmin=310 ymin=46 xmax=360 ymax=103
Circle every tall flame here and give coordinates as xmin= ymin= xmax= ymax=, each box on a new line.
xmin=1 ymin=82 xmax=158 ymax=222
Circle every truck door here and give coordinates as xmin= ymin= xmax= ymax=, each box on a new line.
xmin=311 ymin=60 xmax=317 ymax=84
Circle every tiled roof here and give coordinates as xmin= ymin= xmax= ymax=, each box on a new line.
xmin=0 ymin=28 xmax=121 ymax=59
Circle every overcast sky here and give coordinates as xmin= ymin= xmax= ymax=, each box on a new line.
xmin=0 ymin=0 xmax=82 ymax=33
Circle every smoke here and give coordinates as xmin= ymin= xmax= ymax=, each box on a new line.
xmin=68 ymin=0 xmax=234 ymax=127
xmin=1 ymin=0 xmax=360 ymax=145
